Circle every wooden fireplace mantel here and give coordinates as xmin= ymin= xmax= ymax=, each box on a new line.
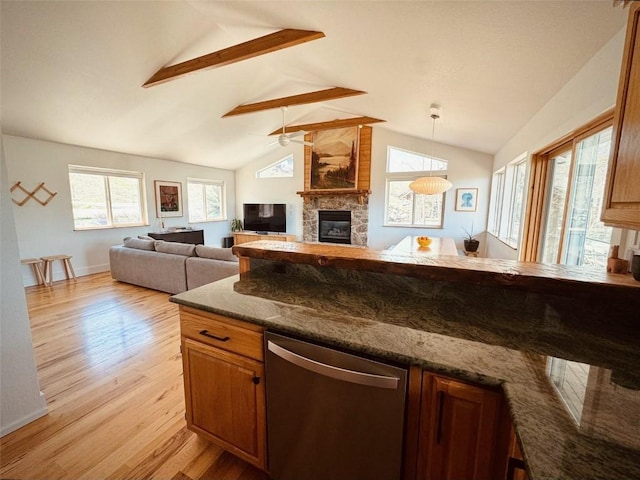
xmin=297 ymin=189 xmax=371 ymax=205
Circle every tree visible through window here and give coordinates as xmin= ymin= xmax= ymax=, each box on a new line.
xmin=385 ymin=147 xmax=447 ymax=228
xmin=68 ymin=165 xmax=145 ymax=229
xmin=522 ymin=110 xmax=614 ymax=266
xmin=187 ymin=179 xmax=225 ymax=223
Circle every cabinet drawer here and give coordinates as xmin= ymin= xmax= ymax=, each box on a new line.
xmin=180 ymin=307 xmax=264 ymax=361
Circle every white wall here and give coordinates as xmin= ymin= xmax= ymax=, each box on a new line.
xmin=486 ymin=27 xmax=626 ymax=260
xmin=4 ymin=135 xmax=236 ymax=286
xmin=235 ymin=144 xmax=305 ymax=239
xmin=1 ymin=137 xmax=48 ymax=437
xmin=369 ymin=128 xmax=493 ymax=252
xmin=236 ymin=127 xmax=493 ymax=253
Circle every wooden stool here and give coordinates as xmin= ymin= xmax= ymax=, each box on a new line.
xmin=21 ymin=258 xmax=46 ymax=285
xmin=41 ymin=255 xmax=76 ymax=286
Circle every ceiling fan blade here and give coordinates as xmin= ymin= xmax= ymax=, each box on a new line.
xmin=291 ymin=139 xmax=314 ymax=146
xmin=266 ymin=139 xmax=279 ymax=147
xmin=287 ymin=130 xmax=307 ymax=139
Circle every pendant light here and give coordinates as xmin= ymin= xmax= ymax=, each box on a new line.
xmin=409 ymin=105 xmax=452 ymax=195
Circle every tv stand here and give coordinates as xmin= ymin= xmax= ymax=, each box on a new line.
xmin=233 ymin=232 xmax=296 ymax=245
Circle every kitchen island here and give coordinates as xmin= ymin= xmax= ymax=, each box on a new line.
xmin=171 ymin=240 xmax=640 ymax=480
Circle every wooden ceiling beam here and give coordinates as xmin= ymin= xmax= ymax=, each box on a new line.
xmin=222 ymin=87 xmax=366 ymax=117
xmin=143 ymin=29 xmax=325 ymax=88
xmin=268 ymin=116 xmax=385 ymax=135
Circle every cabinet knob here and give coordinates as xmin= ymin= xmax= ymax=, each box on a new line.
xmin=252 ymin=376 xmax=261 ymax=385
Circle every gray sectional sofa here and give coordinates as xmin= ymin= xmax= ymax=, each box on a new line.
xmin=109 ymin=237 xmax=239 ymax=294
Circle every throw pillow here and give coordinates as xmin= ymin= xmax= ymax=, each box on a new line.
xmin=155 ymin=241 xmax=196 ymax=257
xmin=123 ymin=237 xmax=156 ymax=251
xmin=195 ymin=245 xmax=238 ymax=263
xmin=137 ymin=235 xmax=156 ymax=241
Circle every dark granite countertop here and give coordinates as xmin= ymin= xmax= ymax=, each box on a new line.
xmin=170 ymin=261 xmax=640 ymax=480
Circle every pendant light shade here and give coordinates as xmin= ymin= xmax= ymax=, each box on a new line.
xmin=409 ymin=176 xmax=453 ymax=195
xmin=410 ymin=105 xmax=452 ymax=196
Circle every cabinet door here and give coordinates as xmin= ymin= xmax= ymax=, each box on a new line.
xmin=233 ymin=233 xmax=253 ymax=245
xmin=418 ymin=374 xmax=501 ymax=480
xmin=602 ymin=3 xmax=640 ymax=229
xmin=182 ymin=338 xmax=266 ymax=469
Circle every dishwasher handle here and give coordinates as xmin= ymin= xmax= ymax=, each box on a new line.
xmin=267 ymin=340 xmax=400 ymax=390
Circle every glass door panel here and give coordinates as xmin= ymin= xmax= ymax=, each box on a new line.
xmin=561 ymin=127 xmax=613 ymax=267
xmin=541 ymin=150 xmax=572 ymax=264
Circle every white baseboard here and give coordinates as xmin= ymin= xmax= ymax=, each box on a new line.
xmin=0 ymin=401 xmax=48 ymax=438
xmin=21 ymin=263 xmax=110 ymax=287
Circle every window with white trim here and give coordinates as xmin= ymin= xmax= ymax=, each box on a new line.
xmin=256 ymin=154 xmax=294 ymax=178
xmin=385 ymin=146 xmax=447 ymax=228
xmin=68 ymin=165 xmax=146 ymax=230
xmin=187 ymin=178 xmax=226 ymax=223
xmin=488 ymin=168 xmax=505 ymax=236
xmin=487 ymin=153 xmax=528 ymax=248
xmin=505 ymin=158 xmax=527 ymax=247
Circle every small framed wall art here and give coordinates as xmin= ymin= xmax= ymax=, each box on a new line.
xmin=455 ymin=188 xmax=478 ymax=212
xmin=155 ymin=180 xmax=183 ymax=217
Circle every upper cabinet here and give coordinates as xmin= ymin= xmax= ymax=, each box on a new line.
xmin=602 ymin=3 xmax=640 ymax=229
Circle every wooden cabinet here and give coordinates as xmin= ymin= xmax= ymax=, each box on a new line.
xmin=179 ymin=306 xmax=266 ymax=470
xmin=506 ymin=426 xmax=529 ymax=480
xmin=416 ymin=373 xmax=505 ymax=480
xmin=602 ymin=3 xmax=640 ymax=229
xmin=233 ymin=232 xmax=296 ymax=245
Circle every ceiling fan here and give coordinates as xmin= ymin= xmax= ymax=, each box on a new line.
xmin=267 ymin=106 xmax=314 ymax=147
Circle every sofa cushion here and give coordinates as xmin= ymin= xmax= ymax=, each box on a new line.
xmin=155 ymin=241 xmax=196 ymax=257
xmin=186 ymin=257 xmax=239 ymax=290
xmin=137 ymin=235 xmax=156 ymax=241
xmin=123 ymin=237 xmax=156 ymax=251
xmin=195 ymin=245 xmax=238 ymax=263
xmin=109 ymin=245 xmax=187 ymax=294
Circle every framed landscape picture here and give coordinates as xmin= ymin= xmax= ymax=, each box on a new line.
xmin=455 ymin=188 xmax=478 ymax=212
xmin=155 ymin=180 xmax=183 ymax=217
xmin=310 ymin=126 xmax=359 ymax=190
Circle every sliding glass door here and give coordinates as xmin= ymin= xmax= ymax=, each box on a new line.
xmin=539 ymin=125 xmax=613 ymax=267
xmin=541 ymin=148 xmax=572 ymax=264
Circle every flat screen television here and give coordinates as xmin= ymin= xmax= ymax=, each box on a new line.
xmin=243 ymin=203 xmax=287 ymax=233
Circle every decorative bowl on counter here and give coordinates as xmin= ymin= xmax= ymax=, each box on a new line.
xmin=416 ymin=236 xmax=432 ymax=247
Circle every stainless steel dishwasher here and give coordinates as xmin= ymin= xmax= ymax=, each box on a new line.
xmin=265 ymin=331 xmax=408 ymax=480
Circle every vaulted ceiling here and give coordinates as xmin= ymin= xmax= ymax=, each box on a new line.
xmin=0 ymin=1 xmax=627 ymax=171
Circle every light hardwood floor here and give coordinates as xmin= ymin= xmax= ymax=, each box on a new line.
xmin=0 ymin=272 xmax=268 ymax=480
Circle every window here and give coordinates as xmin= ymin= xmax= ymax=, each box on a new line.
xmin=488 ymin=168 xmax=505 ymax=236
xmin=522 ymin=110 xmax=614 ymax=266
xmin=505 ymin=158 xmax=527 ymax=248
xmin=385 ymin=147 xmax=447 ymax=228
xmin=256 ymin=155 xmax=294 ymax=178
xmin=187 ymin=178 xmax=226 ymax=223
xmin=68 ymin=165 xmax=145 ymax=230
xmin=539 ymin=126 xmax=613 ymax=267
xmin=487 ymin=154 xmax=527 ymax=248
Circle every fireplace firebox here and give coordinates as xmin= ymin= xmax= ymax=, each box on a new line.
xmin=318 ymin=210 xmax=351 ymax=244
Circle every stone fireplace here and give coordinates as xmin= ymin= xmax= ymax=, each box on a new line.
xmin=302 ymin=195 xmax=368 ymax=246
xmin=298 ymin=125 xmax=372 ymax=247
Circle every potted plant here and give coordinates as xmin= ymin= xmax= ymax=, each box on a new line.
xmin=231 ymin=218 xmax=243 ymax=232
xmin=462 ymin=224 xmax=480 ymax=252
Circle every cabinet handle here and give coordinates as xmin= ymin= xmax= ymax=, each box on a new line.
xmin=436 ymin=390 xmax=445 ymax=444
xmin=199 ymin=330 xmax=230 ymax=342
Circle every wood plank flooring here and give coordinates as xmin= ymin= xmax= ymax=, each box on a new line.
xmin=0 ymin=272 xmax=268 ymax=480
